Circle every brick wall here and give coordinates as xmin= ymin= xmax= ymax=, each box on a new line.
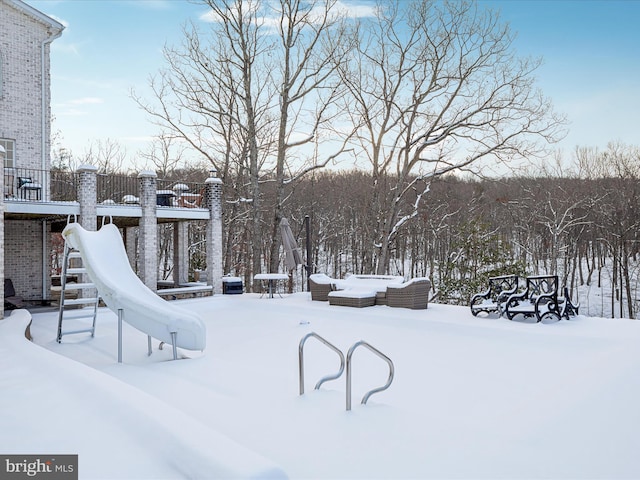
xmin=1 ymin=1 xmax=61 ymax=315
xmin=0 ymin=2 xmax=58 ymax=171
xmin=5 ymin=219 xmax=49 ymax=302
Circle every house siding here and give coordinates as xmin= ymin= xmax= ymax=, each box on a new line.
xmin=5 ymin=219 xmax=49 ymax=301
xmin=1 ymin=0 xmax=62 ymax=316
xmin=0 ymin=0 xmax=59 ymax=171
xmin=0 ymin=2 xmax=224 ymax=319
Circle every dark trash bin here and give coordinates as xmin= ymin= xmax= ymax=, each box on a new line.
xmin=156 ymin=190 xmax=176 ymax=206
xmin=222 ymin=277 xmax=243 ymax=294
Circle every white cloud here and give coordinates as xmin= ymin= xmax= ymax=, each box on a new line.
xmin=127 ymin=0 xmax=172 ymax=11
xmin=56 ymin=108 xmax=88 ymax=117
xmin=333 ymin=0 xmax=377 ymax=18
xmin=70 ymin=97 xmax=104 ymax=105
xmin=199 ymin=0 xmax=376 ymax=26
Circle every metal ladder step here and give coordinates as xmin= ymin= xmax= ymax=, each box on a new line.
xmin=58 ymin=309 xmax=99 ymax=321
xmin=61 ymin=283 xmax=96 ymax=291
xmin=66 ymin=267 xmax=88 ymax=275
xmin=57 ymin=232 xmax=100 ymax=343
xmin=62 ymin=297 xmax=100 ymax=306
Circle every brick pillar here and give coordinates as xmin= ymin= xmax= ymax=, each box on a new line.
xmin=206 ymin=176 xmax=223 ymax=295
xmin=76 ymin=165 xmax=98 ymax=298
xmin=125 ymin=226 xmax=137 ymax=272
xmin=77 ymin=165 xmax=98 ymax=231
xmin=173 ymin=221 xmax=189 ymax=286
xmin=138 ymin=171 xmax=158 ymax=291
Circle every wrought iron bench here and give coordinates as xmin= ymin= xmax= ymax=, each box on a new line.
xmin=559 ymin=286 xmax=580 ymax=318
xmin=504 ymin=275 xmax=578 ymax=322
xmin=470 ymin=274 xmax=519 ymax=317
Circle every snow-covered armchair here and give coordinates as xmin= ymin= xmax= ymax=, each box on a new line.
xmin=309 ymin=274 xmax=336 ymax=301
xmin=386 ymin=278 xmax=431 ymax=310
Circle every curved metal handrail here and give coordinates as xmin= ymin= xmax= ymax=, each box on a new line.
xmin=100 ymin=215 xmax=113 ymax=227
xmin=299 ymin=332 xmax=345 ymax=395
xmin=346 ymin=340 xmax=395 ymax=411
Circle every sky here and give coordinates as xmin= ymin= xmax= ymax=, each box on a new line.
xmin=28 ymin=0 xmax=640 ymax=170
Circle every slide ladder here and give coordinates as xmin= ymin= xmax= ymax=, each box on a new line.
xmin=59 ymin=220 xmax=206 ymax=360
xmin=56 ymin=234 xmax=100 ymax=343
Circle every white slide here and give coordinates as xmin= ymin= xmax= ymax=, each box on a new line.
xmin=62 ymin=222 xmax=206 ymax=351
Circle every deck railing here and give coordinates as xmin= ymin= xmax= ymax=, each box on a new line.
xmin=4 ymin=168 xmax=206 ymax=208
xmin=97 ymin=172 xmax=139 ymax=205
xmin=3 ymin=167 xmax=77 ymax=202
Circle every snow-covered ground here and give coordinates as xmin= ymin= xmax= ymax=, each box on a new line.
xmin=2 ymin=293 xmax=640 ymax=479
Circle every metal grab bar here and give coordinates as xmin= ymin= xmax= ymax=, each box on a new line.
xmin=299 ymin=332 xmax=345 ymax=395
xmin=346 ymin=340 xmax=395 ymax=411
xmin=100 ymin=215 xmax=113 ymax=227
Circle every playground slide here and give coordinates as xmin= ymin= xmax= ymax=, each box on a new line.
xmin=62 ymin=222 xmax=206 ymax=351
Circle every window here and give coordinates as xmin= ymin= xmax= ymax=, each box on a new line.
xmin=0 ymin=139 xmax=15 ymax=168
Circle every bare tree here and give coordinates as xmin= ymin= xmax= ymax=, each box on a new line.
xmin=264 ymin=0 xmax=355 ymax=272
xmin=80 ymin=138 xmax=128 ymax=174
xmin=132 ymin=0 xmax=356 ymax=289
xmin=136 ymin=134 xmax=187 ymax=177
xmin=132 ymin=0 xmax=276 ymax=288
xmin=336 ymin=0 xmax=566 ymax=274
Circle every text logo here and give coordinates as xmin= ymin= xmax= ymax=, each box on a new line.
xmin=1 ymin=455 xmax=77 ymax=479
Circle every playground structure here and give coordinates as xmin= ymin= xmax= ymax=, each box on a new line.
xmin=61 ymin=221 xmax=206 ymax=359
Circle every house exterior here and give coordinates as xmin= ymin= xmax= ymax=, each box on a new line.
xmin=1 ymin=0 xmax=223 ymax=318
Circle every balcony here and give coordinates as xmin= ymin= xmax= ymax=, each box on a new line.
xmin=3 ymin=167 xmax=210 ymax=222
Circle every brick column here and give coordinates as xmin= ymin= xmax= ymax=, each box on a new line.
xmin=206 ymin=176 xmax=223 ymax=295
xmin=75 ymin=165 xmax=98 ymax=298
xmin=77 ymin=164 xmax=98 ymax=231
xmin=138 ymin=171 xmax=158 ymax=291
xmin=125 ymin=227 xmax=137 ymax=272
xmin=173 ymin=221 xmax=189 ymax=286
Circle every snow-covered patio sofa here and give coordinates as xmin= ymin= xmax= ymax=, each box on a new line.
xmin=333 ymin=274 xmax=404 ymax=306
xmin=311 ymin=273 xmax=430 ymax=309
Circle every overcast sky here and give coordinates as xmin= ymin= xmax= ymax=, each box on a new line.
xmin=29 ymin=0 xmax=640 ymax=169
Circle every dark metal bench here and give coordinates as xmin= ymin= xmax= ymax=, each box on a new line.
xmin=504 ymin=275 xmax=579 ymax=322
xmin=559 ymin=286 xmax=580 ymax=318
xmin=470 ymin=275 xmax=519 ymax=317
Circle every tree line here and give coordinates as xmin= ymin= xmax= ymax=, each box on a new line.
xmin=51 ymin=140 xmax=640 ymax=319
xmin=128 ymin=0 xmax=563 ymax=291
xmin=218 ymin=142 xmax=640 ymax=320
xmin=50 ymin=1 xmax=639 ymax=318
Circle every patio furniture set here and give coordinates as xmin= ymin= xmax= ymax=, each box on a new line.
xmin=309 ymin=273 xmax=431 ymax=309
xmin=470 ymin=274 xmax=579 ymax=322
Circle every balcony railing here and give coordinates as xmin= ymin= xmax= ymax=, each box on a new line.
xmin=4 ymin=168 xmax=207 ymax=208
xmin=4 ymin=167 xmax=77 ymax=202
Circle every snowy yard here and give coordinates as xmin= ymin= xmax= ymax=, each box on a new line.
xmin=2 ymin=292 xmax=640 ymax=479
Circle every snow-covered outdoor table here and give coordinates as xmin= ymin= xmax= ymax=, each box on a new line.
xmin=254 ymin=273 xmax=289 ymax=298
xmin=327 ymin=289 xmax=377 ymax=308
xmin=333 ymin=274 xmax=404 ymax=305
xmin=334 ymin=274 xmax=404 ymax=293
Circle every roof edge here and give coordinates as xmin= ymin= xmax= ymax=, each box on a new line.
xmin=4 ymin=0 xmax=65 ymax=32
